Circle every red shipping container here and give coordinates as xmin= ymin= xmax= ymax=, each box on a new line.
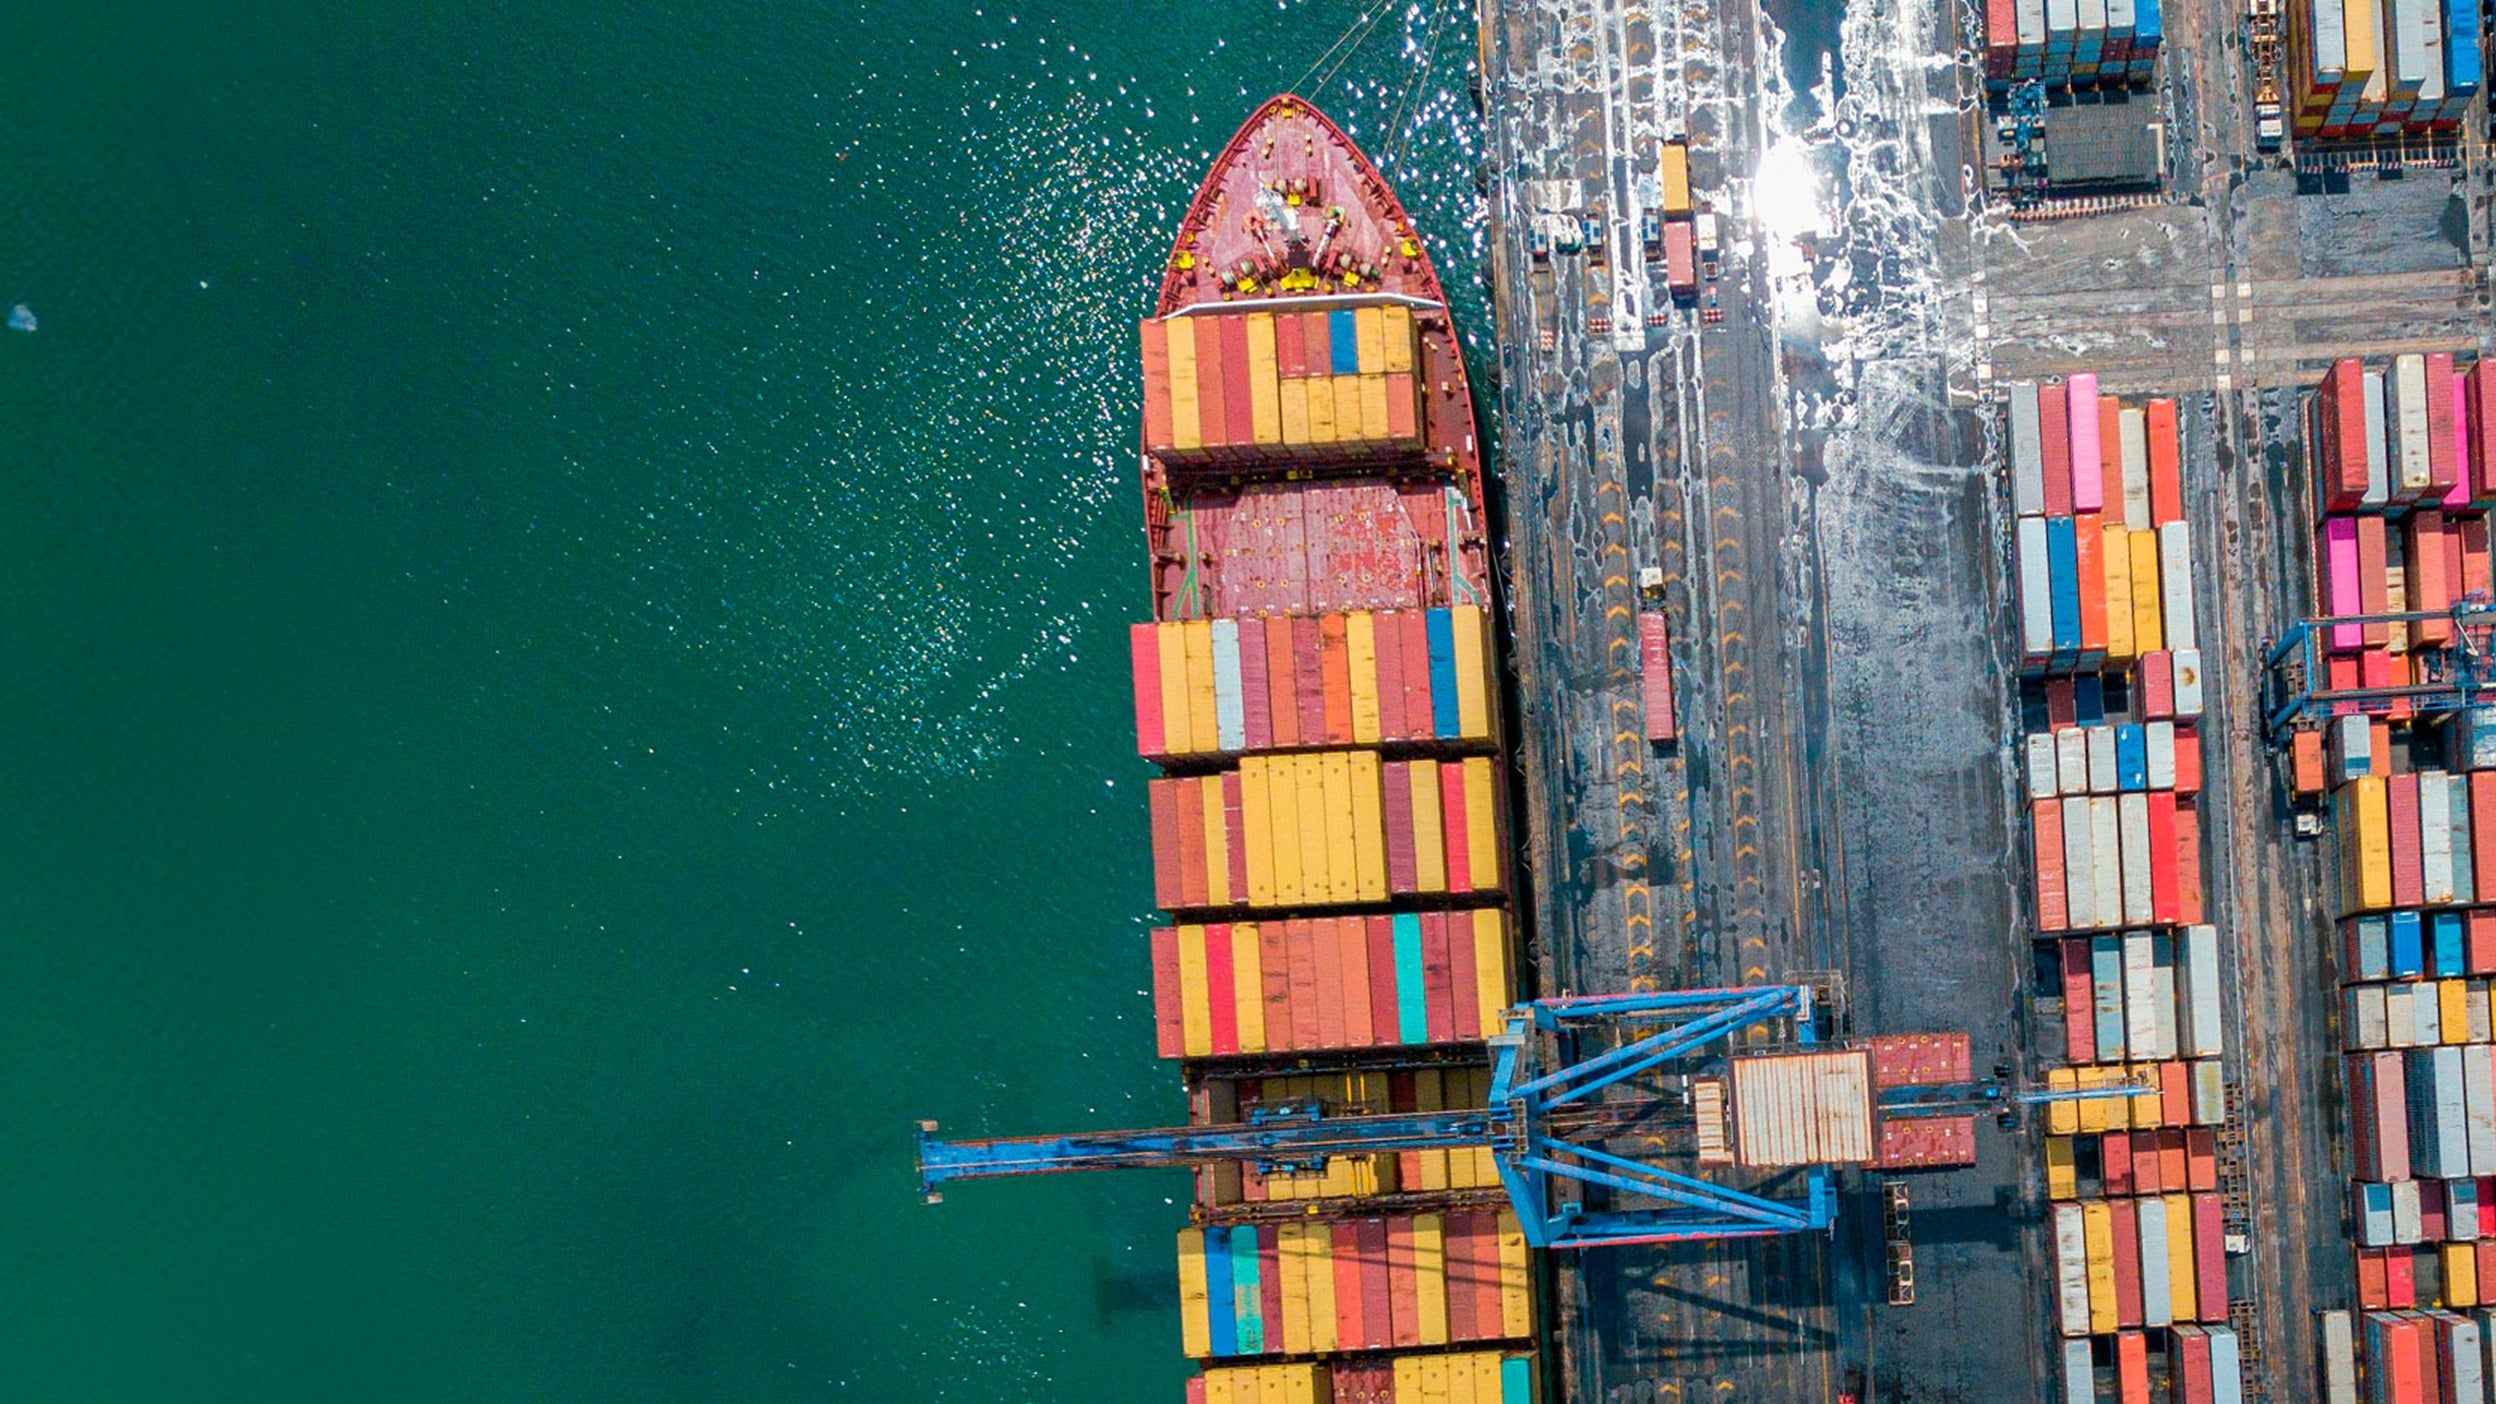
xmin=2149 ymin=398 xmax=2184 ymax=525
xmin=1420 ymin=912 xmax=1453 ymax=1042
xmin=2292 ymin=728 xmax=2326 ymax=796
xmin=2474 ymin=361 xmax=2496 ymax=499
xmin=1385 ymin=371 xmax=1419 ymax=441
xmin=2360 ymin=514 xmax=2391 ymax=645
xmin=2161 ymin=1062 xmax=2192 ymax=1127
xmin=2413 ymin=510 xmax=2456 ymax=646
xmin=1150 ymin=927 xmax=1184 ymax=1057
xmin=1319 ymin=613 xmax=1353 ymax=743
xmin=1175 ymin=776 xmax=1209 ymax=908
xmin=2430 ymin=352 xmax=2461 ymax=498
xmin=1330 ymin=1221 xmax=1365 ymax=1346
xmin=1449 ymin=917 xmax=1482 ymax=1040
xmin=1374 ymin=609 xmax=1408 ymax=740
xmin=2373 ymin=719 xmax=2394 ymax=776
xmin=1357 ymin=1217 xmax=1393 ymax=1348
xmin=1292 ymin=616 xmax=1327 ymax=742
xmin=2473 ymin=774 xmax=2496 ymax=897
xmin=2327 ymin=653 xmax=2362 ymax=715
xmin=2101 ymin=398 xmax=2127 ymax=508
xmin=2034 ymin=798 xmax=2069 ymax=931
xmin=2163 ymin=1130 xmax=2191 ymax=1189
xmin=2390 ymin=1244 xmax=2419 ymax=1307
xmin=1365 ymin=917 xmax=1399 ymax=1049
xmin=2192 ymin=1194 xmax=2227 ymax=1320
xmin=2062 ymin=936 xmax=2094 ymax=1062
xmin=2131 ymin=1130 xmax=2162 ymax=1193
xmin=1141 ymin=318 xmax=1174 ymax=453
xmin=1219 ymin=316 xmax=1254 ymax=449
xmin=1273 ymin=311 xmax=1307 ymax=380
xmin=1399 ymin=610 xmax=1433 ymax=734
xmin=2422 ymin=1310 xmax=2445 ymax=1404
xmin=1383 ymin=762 xmax=1417 ymax=892
xmin=1260 ymin=923 xmax=1294 ymax=1048
xmin=2115 ymin=1329 xmax=2150 ymax=1404
xmin=2173 ymin=723 xmax=2203 ymax=797
xmin=1303 ymin=311 xmax=1332 ymax=379
xmin=1257 ymin=1224 xmax=1283 ymax=1343
xmin=2470 ymin=909 xmax=2496 ymax=975
xmin=1150 ymin=779 xmax=1183 ymax=909
xmin=2175 ymin=1326 xmax=2214 ymax=1404
xmin=2469 ymin=504 xmax=2495 ymax=591
xmin=1639 ymin=609 xmax=1677 ymax=742
xmin=2148 ymin=790 xmax=2180 ymax=923
xmin=1443 ymin=1211 xmax=1480 ymax=1341
xmin=2392 ymin=773 xmax=2426 ymax=907
xmin=1223 ymin=773 xmax=1249 ymax=904
xmin=2047 ymin=677 xmax=2077 ymax=729
xmin=2176 ymin=803 xmax=2205 ymax=925
xmin=2042 ymin=383 xmax=2074 ymax=516
xmin=2421 ymin=1178 xmax=2450 ymax=1241
xmin=1204 ymin=923 xmax=1239 ymax=1054
xmin=1338 ymin=917 xmax=1376 ymax=1045
xmin=2104 ymin=1128 xmax=2134 ymax=1194
xmin=1195 ymin=315 xmax=1229 ymax=449
xmin=2480 ymin=1239 xmax=2496 ymax=1298
xmin=2359 ymin=1247 xmax=2392 ymax=1309
xmin=2110 ymin=1197 xmax=2143 ymax=1326
xmin=1441 ymin=761 xmax=1473 ymax=892
xmin=1312 ymin=915 xmax=1346 ymax=1048
xmin=2077 ymin=513 xmax=2108 ymax=655
xmin=1130 ymin=622 xmax=1166 ymax=757
xmin=1263 ymin=616 xmax=1301 ymax=748
xmin=1285 ymin=919 xmax=1320 ymax=1049
xmin=1238 ymin=620 xmax=1272 ymax=750
xmin=2317 ymin=359 xmax=2371 ymax=513
xmin=1386 ymin=1218 xmax=1419 ymax=1346
xmin=2140 ymin=651 xmax=2176 ymax=719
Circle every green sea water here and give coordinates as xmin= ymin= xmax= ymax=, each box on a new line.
xmin=0 ymin=3 xmax=1483 ymax=1398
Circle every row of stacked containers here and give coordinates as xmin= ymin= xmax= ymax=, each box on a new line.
xmin=1999 ymin=375 xmax=2249 ymax=1404
xmin=1129 ymin=307 xmax=1539 ymax=1403
xmin=1980 ymin=0 xmax=2163 ymax=92
xmin=2287 ymin=0 xmax=2480 ymax=138
xmin=2291 ymin=353 xmax=2496 ymax=1404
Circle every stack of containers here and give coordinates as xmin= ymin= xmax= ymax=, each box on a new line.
xmin=2352 ymin=1308 xmax=2496 ymax=1402
xmin=1175 ymin=1210 xmax=1533 ymax=1361
xmin=1187 ymin=1352 xmax=1540 ymax=1403
xmin=1983 ymin=0 xmax=2162 ymax=92
xmin=1189 ymin=1069 xmax=1507 ymax=1205
xmin=1140 ymin=304 xmax=1427 ymax=463
xmin=2290 ymin=0 xmax=2481 ymax=135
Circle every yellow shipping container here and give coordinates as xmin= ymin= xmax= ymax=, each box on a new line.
xmin=1496 ymin=1210 xmax=1531 ymax=1335
xmin=1177 ymin=1228 xmax=1213 ymax=1357
xmin=1452 ymin=603 xmax=1492 ymax=739
xmin=1318 ymin=752 xmax=1355 ymax=903
xmin=1334 ymin=376 xmax=1363 ymax=443
xmin=1413 ymin=1212 xmax=1450 ymax=1345
xmin=2343 ymin=0 xmax=2378 ymax=80
xmin=1200 ymin=778 xmax=1231 ymax=907
xmin=1305 ymin=1225 xmax=1338 ymax=1352
xmin=1264 ymin=757 xmax=1305 ymax=907
xmin=1246 ymin=313 xmax=1282 ymax=446
xmin=1473 ymin=909 xmax=1510 ymax=1030
xmin=1242 ymin=764 xmax=1276 ymax=907
xmin=2102 ymin=522 xmax=2136 ymax=662
xmin=2445 ymin=979 xmax=2471 ymax=1043
xmin=2044 ymin=1135 xmax=2077 ymax=1200
xmin=1659 ymin=142 xmax=1692 ymax=216
xmin=1276 ymin=1223 xmax=1311 ymax=1355
xmin=2164 ymin=1192 xmax=2196 ymax=1321
xmin=1349 ymin=750 xmax=1387 ymax=901
xmin=2346 ymin=775 xmax=2392 ymax=912
xmin=1359 ymin=373 xmax=1390 ymax=442
xmin=1419 ymin=1354 xmax=1451 ymax=1403
xmin=1256 ymin=1363 xmax=1290 ymax=1404
xmin=1355 ymin=305 xmax=1387 ymax=374
xmin=1203 ymin=1369 xmax=1234 ymax=1404
xmin=1231 ymin=925 xmax=1266 ymax=1053
xmin=2451 ymin=1240 xmax=2482 ymax=1307
xmin=1178 ymin=925 xmax=1213 ymax=1057
xmin=2046 ymin=1068 xmax=2079 ymax=1135
xmin=1410 ymin=759 xmax=1447 ymax=892
xmin=2082 ymin=1201 xmax=2118 ymax=1334
xmin=1296 ymin=754 xmax=1331 ymax=904
xmin=1382 ymin=304 xmax=1416 ymax=373
xmin=1157 ymin=622 xmax=1193 ymax=755
xmin=1462 ymin=757 xmax=1500 ymax=890
xmin=1394 ymin=1358 xmax=1425 ymax=1401
xmin=2130 ymin=530 xmax=2164 ymax=653
xmin=1347 ymin=611 xmax=1382 ymax=744
xmin=1307 ymin=368 xmax=1338 ymax=442
xmin=1168 ymin=318 xmax=1203 ymax=452
xmin=1183 ymin=620 xmax=1220 ymax=755
xmin=1279 ymin=377 xmax=1311 ymax=445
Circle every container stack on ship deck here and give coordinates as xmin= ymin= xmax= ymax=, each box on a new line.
xmin=1125 ymin=95 xmax=1541 ymax=1404
xmin=2274 ymin=355 xmax=2496 ymax=1404
xmin=1999 ymin=376 xmax=2249 ymax=1404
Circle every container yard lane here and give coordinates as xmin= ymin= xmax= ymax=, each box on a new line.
xmin=1481 ymin=0 xmax=1843 ymax=1400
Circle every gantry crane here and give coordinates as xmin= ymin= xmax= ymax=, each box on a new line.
xmin=2262 ymin=595 xmax=2496 ymax=741
xmin=918 ymin=984 xmax=2147 ymax=1250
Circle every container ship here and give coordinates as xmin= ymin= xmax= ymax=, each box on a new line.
xmin=1125 ymin=95 xmax=1542 ymax=1403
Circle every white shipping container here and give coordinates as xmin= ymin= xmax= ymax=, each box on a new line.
xmin=2393 ymin=1176 xmax=2424 ymax=1244
xmin=2064 ymin=796 xmax=2097 ymax=929
xmin=2159 ymin=520 xmax=2199 ymax=652
xmin=2453 ymin=774 xmax=2478 ymax=904
xmin=2355 ymin=1181 xmax=2396 ymax=1245
xmin=2120 ymin=407 xmax=2151 ymax=531
xmin=2190 ymin=1058 xmax=2225 ymax=1124
xmin=2174 ymin=648 xmax=2205 ymax=717
xmin=2333 ymin=713 xmax=2373 ymax=782
xmin=2060 ymin=1338 xmax=2092 ymax=1404
xmin=2454 ymin=1177 xmax=2483 ymax=1242
xmin=2417 ymin=980 xmax=2445 ymax=1045
xmin=2052 ymin=1202 xmax=2091 ymax=1336
xmin=2425 ymin=773 xmax=2458 ymax=904
xmin=2146 ymin=720 xmax=2177 ymax=791
xmin=2480 ymin=1310 xmax=2496 ymax=1401
xmin=2348 ymin=984 xmax=2389 ymax=1050
xmin=2210 ymin=1326 xmax=2245 ymax=1404
xmin=2137 ymin=1194 xmax=2173 ymax=1327
xmin=2364 ymin=371 xmax=2391 ymax=507
xmin=2079 ymin=0 xmax=2107 ymax=30
xmin=2019 ymin=0 xmax=2048 ymax=46
xmin=2474 ymin=986 xmax=2494 ymax=1045
xmin=2389 ymin=983 xmax=2420 ymax=1048
xmin=2046 ymin=0 xmax=2078 ymax=36
xmin=2184 ymin=923 xmax=2224 ymax=1057
xmin=2011 ymin=383 xmax=2045 ymax=516
xmin=2320 ymin=1310 xmax=2358 ymax=1404
xmin=2120 ymin=792 xmax=2156 ymax=926
xmin=2090 ymin=798 xmax=2122 ymax=930
xmin=2468 ymin=1041 xmax=2496 ymax=1175
xmin=2088 ymin=725 xmax=2119 ymax=795
xmin=2149 ymin=932 xmax=2179 ymax=1059
xmin=1210 ymin=618 xmax=1246 ymax=751
xmin=2057 ymin=726 xmax=2090 ymax=795
xmin=2124 ymin=931 xmax=2159 ymax=1057
xmin=2018 ymin=516 xmax=2053 ymax=662
xmin=2441 ymin=1317 xmax=2485 ymax=1404
xmin=2427 ymin=1044 xmax=2472 ymax=1178
xmin=2394 ymin=353 xmax=2433 ymax=494
xmin=2027 ymin=732 xmax=2060 ymax=799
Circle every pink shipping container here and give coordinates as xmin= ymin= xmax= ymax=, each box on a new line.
xmin=2192 ymin=1193 xmax=2227 ymax=1322
xmin=1662 ymin=224 xmax=1696 ymax=294
xmin=2322 ymin=516 xmax=2364 ymax=651
xmin=1638 ymin=609 xmax=1677 ymax=742
xmin=2392 ymin=774 xmax=2426 ymax=908
xmin=2140 ymin=651 xmax=2176 ymax=718
xmin=2071 ymin=373 xmax=2105 ymax=513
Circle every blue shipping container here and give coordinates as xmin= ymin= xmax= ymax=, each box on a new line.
xmin=1205 ymin=1229 xmax=1237 ymax=1356
xmin=2076 ymin=673 xmax=2107 ymax=726
xmin=2115 ymin=724 xmax=2148 ymax=791
xmin=1425 ymin=608 xmax=1460 ymax=737
xmin=2447 ymin=0 xmax=2482 ymax=93
xmin=2435 ymin=911 xmax=2467 ymax=977
xmin=1329 ymin=310 xmax=1360 ymax=375
xmin=1393 ymin=913 xmax=1430 ymax=1042
xmin=2390 ymin=910 xmax=2425 ymax=979
xmin=2048 ymin=516 xmax=2081 ymax=659
xmin=2134 ymin=0 xmax=2162 ymax=44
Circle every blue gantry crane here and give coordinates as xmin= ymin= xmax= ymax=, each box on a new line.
xmin=918 ymin=983 xmax=2139 ymax=1250
xmin=2262 ymin=595 xmax=2496 ymax=740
